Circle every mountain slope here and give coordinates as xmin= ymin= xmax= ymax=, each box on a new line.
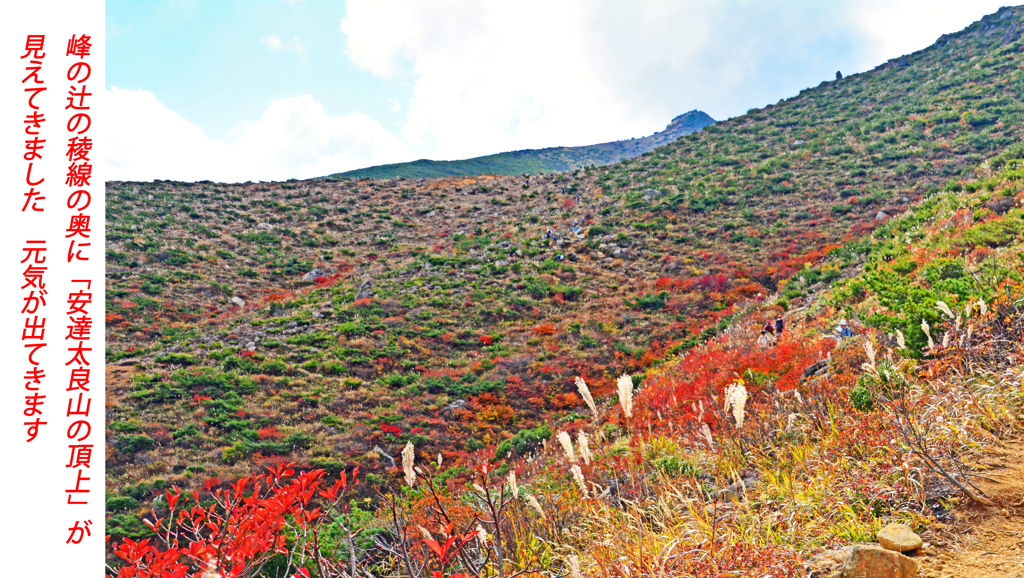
xmin=333 ymin=110 xmax=715 ymax=179
xmin=103 ymin=5 xmax=1024 ymax=559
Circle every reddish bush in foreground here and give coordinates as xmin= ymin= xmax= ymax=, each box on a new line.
xmin=108 ymin=463 xmax=359 ymax=578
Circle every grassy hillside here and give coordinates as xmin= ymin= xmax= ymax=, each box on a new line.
xmin=333 ymin=110 xmax=715 ymax=179
xmin=105 ymin=6 xmax=1024 ymax=576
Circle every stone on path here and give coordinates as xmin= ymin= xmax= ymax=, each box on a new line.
xmin=877 ymin=522 xmax=924 ymax=553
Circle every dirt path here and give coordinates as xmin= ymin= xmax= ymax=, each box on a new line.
xmin=918 ymin=439 xmax=1024 ymax=578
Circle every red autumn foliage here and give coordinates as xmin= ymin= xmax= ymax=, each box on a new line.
xmin=110 ymin=464 xmax=360 ymax=578
xmin=633 ymin=333 xmax=833 ymax=432
xmin=532 ymin=324 xmax=557 ymax=336
xmin=257 ymin=426 xmax=282 ymax=440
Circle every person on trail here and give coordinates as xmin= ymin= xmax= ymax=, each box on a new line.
xmin=763 ymin=321 xmax=775 ymax=336
xmin=757 ymin=330 xmax=770 ymax=349
xmin=835 ymin=319 xmax=855 ymax=339
xmin=756 ymin=292 xmax=764 ymax=304
xmin=775 ymin=316 xmax=784 ymax=335
xmin=556 ymin=254 xmax=565 ymax=262
xmin=545 ymin=229 xmax=552 ymax=240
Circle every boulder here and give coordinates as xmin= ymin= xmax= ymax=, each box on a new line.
xmin=256 ymin=223 xmax=273 ymax=231
xmin=230 ymin=296 xmax=246 ymax=308
xmin=355 ymin=279 xmax=374 ymax=300
xmin=443 ymin=400 xmax=468 ymax=413
xmin=716 ymin=476 xmax=759 ymax=499
xmin=877 ymin=523 xmax=923 ymax=553
xmin=302 ymin=269 xmax=327 ymax=282
xmin=875 ymin=211 xmax=889 ymax=223
xmin=643 ymin=189 xmax=663 ymax=202
xmin=985 ymin=197 xmax=1014 ymax=215
xmin=838 ymin=545 xmax=917 ymax=578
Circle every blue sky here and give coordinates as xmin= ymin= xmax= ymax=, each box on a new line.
xmin=108 ymin=0 xmax=398 ymax=140
xmin=105 ymin=0 xmax=1012 ymax=182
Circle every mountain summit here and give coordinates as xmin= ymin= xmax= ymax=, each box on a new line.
xmin=333 ymin=110 xmax=715 ymax=179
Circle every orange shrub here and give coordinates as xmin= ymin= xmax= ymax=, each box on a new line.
xmin=533 ymin=323 xmax=557 ymax=336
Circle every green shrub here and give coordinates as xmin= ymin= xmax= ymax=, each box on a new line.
xmin=493 ymin=424 xmax=551 ymax=461
xmin=106 ymin=496 xmax=139 ymax=512
xmin=653 ymin=456 xmax=701 ymax=477
xmin=849 ymin=383 xmax=874 ymax=412
xmin=118 ymin=434 xmax=155 ymax=454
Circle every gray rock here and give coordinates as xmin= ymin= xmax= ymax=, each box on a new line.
xmin=875 ymin=211 xmax=889 ymax=223
xmin=443 ymin=400 xmax=468 ymax=413
xmin=612 ymin=248 xmax=628 ymax=258
xmin=643 ymin=189 xmax=663 ymax=201
xmin=256 ymin=223 xmax=273 ymax=231
xmin=985 ymin=197 xmax=1014 ymax=215
xmin=372 ymin=445 xmax=397 ymax=469
xmin=355 ymin=279 xmax=374 ymax=300
xmin=877 ymin=523 xmax=923 ymax=553
xmin=302 ymin=269 xmax=327 ymax=282
xmin=230 ymin=296 xmax=246 ymax=308
xmin=716 ymin=476 xmax=758 ymax=499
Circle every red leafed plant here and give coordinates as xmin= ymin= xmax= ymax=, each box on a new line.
xmin=532 ymin=323 xmax=557 ymax=336
xmin=107 ymin=463 xmax=360 ymax=578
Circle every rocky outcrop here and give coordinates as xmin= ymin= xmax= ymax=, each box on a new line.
xmin=838 ymin=545 xmax=917 ymax=578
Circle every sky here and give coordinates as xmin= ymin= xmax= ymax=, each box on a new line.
xmin=105 ymin=0 xmax=1012 ymax=183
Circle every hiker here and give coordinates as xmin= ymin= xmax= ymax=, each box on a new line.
xmin=756 ymin=292 xmax=763 ymax=304
xmin=775 ymin=316 xmax=784 ymax=335
xmin=835 ymin=319 xmax=855 ymax=339
xmin=555 ymin=254 xmax=565 ymax=262
xmin=757 ymin=330 xmax=770 ymax=349
xmin=545 ymin=229 xmax=552 ymax=240
xmin=763 ymin=321 xmax=775 ymax=336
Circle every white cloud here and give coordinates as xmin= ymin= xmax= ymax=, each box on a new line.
xmin=341 ymin=0 xmax=662 ymax=160
xmin=283 ymin=0 xmax=304 ymax=6
xmin=105 ymin=87 xmax=411 ymax=182
xmin=340 ymin=0 xmax=1014 ymax=162
xmin=849 ymin=0 xmax=1009 ymax=64
xmin=261 ymin=34 xmax=307 ymax=62
xmin=261 ymin=34 xmax=283 ymax=51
